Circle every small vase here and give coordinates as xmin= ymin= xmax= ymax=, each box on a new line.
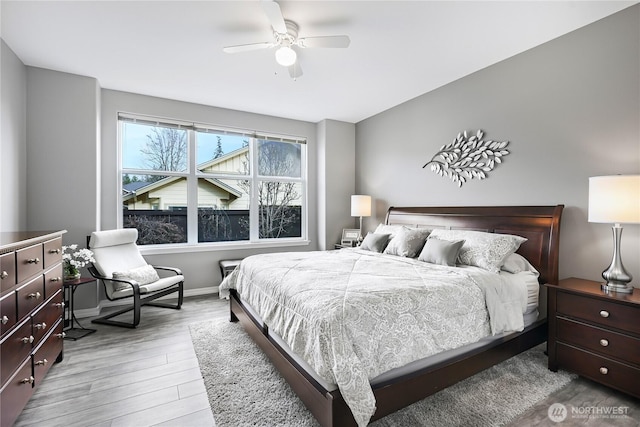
xmin=64 ymin=271 xmax=81 ymax=281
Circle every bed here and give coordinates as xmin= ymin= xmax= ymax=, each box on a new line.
xmin=220 ymin=205 xmax=564 ymax=426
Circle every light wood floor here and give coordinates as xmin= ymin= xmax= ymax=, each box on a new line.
xmin=14 ymin=294 xmax=639 ymax=426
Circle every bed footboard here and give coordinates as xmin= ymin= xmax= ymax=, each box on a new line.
xmin=230 ymin=289 xmax=356 ymax=426
xmin=229 ymin=289 xmax=547 ymax=426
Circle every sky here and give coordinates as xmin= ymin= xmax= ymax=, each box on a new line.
xmin=121 ymin=122 xmax=246 ymax=171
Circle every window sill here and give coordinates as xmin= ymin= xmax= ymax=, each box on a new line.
xmin=138 ymin=239 xmax=311 ymax=256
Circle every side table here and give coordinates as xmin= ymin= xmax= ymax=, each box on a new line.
xmin=63 ymin=277 xmax=97 ymax=340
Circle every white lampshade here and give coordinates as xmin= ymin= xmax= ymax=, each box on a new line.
xmin=351 ymin=195 xmax=372 ymax=217
xmin=275 ymin=46 xmax=297 ymax=67
xmin=588 ymin=175 xmax=640 ymax=224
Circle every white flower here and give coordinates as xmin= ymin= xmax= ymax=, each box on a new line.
xmin=62 ymin=245 xmax=95 ymax=271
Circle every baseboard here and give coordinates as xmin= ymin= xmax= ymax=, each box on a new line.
xmin=73 ymin=286 xmax=220 ymax=319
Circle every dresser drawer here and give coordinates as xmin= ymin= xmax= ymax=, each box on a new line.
xmin=557 ymin=343 xmax=640 ymax=398
xmin=43 ymin=237 xmax=62 ymax=269
xmin=44 ymin=264 xmax=63 ymax=299
xmin=16 ymin=276 xmax=45 ymax=320
xmin=16 ymin=244 xmax=44 ymax=283
xmin=0 ymin=291 xmax=17 ymax=336
xmin=0 ymin=357 xmax=34 ymax=427
xmin=1 ymin=251 xmax=16 ymax=293
xmin=0 ymin=317 xmax=33 ymax=387
xmin=556 ymin=291 xmax=640 ymax=335
xmin=32 ymin=290 xmax=63 ymax=345
xmin=33 ymin=320 xmax=63 ymax=386
xmin=557 ymin=318 xmax=640 ymax=366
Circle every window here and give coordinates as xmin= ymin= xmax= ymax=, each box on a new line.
xmin=119 ymin=114 xmax=307 ymax=246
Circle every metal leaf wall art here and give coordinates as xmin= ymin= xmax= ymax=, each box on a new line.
xmin=423 ymin=130 xmax=510 ymax=187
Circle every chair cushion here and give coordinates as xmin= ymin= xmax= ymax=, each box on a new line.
xmin=111 ymin=275 xmax=184 ymax=299
xmin=112 ymin=264 xmax=160 ymax=291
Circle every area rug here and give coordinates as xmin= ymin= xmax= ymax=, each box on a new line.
xmin=189 ymin=318 xmax=575 ymax=427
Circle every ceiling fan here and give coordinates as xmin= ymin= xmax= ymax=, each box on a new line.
xmin=222 ymin=0 xmax=350 ymax=79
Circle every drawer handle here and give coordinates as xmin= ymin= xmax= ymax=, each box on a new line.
xmin=49 ymin=248 xmax=61 ymax=254
xmin=600 ymin=339 xmax=609 ymax=347
xmin=20 ymin=376 xmax=35 ymax=385
xmin=54 ymin=302 xmax=65 ymax=309
xmin=21 ymin=335 xmax=35 ymax=344
xmin=35 ymin=358 xmax=48 ymax=366
xmin=27 ymin=257 xmax=40 ymax=264
xmin=50 ymin=276 xmax=61 ymax=282
xmin=1 ymin=315 xmax=8 ymax=325
xmin=55 ymin=332 xmax=66 ymax=339
xmin=35 ymin=322 xmax=47 ymax=330
xmin=1 ymin=271 xmax=8 ymax=279
xmin=27 ymin=292 xmax=42 ymax=300
xmin=599 ymin=310 xmax=610 ymax=318
xmin=599 ymin=367 xmax=609 ymax=375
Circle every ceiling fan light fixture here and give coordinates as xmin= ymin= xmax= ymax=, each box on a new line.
xmin=275 ymin=45 xmax=297 ymax=67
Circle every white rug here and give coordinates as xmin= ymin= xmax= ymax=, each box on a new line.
xmin=189 ymin=318 xmax=575 ymax=427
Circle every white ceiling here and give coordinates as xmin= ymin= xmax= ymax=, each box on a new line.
xmin=1 ymin=1 xmax=636 ymax=123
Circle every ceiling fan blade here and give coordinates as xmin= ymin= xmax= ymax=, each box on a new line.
xmin=297 ymin=35 xmax=350 ymax=49
xmin=261 ymin=1 xmax=287 ymax=34
xmin=223 ymin=42 xmax=273 ymax=54
xmin=288 ymin=63 xmax=303 ymax=79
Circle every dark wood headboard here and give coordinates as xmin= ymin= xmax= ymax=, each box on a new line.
xmin=385 ymin=205 xmax=564 ymax=285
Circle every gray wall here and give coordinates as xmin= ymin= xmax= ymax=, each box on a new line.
xmin=25 ymin=67 xmax=102 ymax=307
xmin=317 ymin=119 xmax=357 ymax=250
xmin=0 ymin=40 xmax=27 ymax=232
xmin=355 ymin=5 xmax=640 ymax=285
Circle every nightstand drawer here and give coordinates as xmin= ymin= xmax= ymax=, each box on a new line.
xmin=557 ymin=291 xmax=640 ymax=335
xmin=557 ymin=318 xmax=640 ymax=366
xmin=557 ymin=343 xmax=640 ymax=398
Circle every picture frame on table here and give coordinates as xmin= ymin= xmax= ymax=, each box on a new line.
xmin=341 ymin=228 xmax=360 ymax=247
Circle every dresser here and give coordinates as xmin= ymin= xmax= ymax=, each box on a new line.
xmin=546 ymin=277 xmax=640 ymax=399
xmin=0 ymin=230 xmax=66 ymax=426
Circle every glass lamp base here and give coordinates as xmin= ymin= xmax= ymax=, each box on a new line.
xmin=601 ymin=283 xmax=634 ymax=294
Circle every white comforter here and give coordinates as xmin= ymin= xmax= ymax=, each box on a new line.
xmin=219 ymin=249 xmax=527 ymax=426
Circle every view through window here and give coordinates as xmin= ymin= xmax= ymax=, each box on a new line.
xmin=119 ymin=115 xmax=306 ymax=245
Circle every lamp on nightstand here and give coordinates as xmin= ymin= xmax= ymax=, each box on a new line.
xmin=588 ymin=175 xmax=640 ymax=293
xmin=351 ymin=195 xmax=372 ymax=244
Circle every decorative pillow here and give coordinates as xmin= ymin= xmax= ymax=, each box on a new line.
xmin=359 ymin=232 xmax=391 ymax=253
xmin=112 ymin=264 xmax=160 ymax=291
xmin=418 ymin=237 xmax=465 ymax=266
xmin=428 ymin=229 xmax=527 ymax=273
xmin=383 ymin=227 xmax=431 ymax=258
xmin=501 ymin=253 xmax=539 ymax=276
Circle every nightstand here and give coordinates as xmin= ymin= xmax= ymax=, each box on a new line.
xmin=546 ymin=277 xmax=640 ymax=399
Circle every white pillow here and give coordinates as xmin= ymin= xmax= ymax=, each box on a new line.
xmin=374 ymin=224 xmax=406 ymax=239
xmin=428 ymin=229 xmax=527 ymax=273
xmin=383 ymin=226 xmax=431 ymax=258
xmin=501 ymin=253 xmax=539 ymax=276
xmin=112 ymin=264 xmax=160 ymax=291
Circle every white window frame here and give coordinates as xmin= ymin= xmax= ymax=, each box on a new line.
xmin=117 ymin=113 xmax=309 ymax=252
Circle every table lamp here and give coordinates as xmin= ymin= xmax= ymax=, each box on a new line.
xmin=351 ymin=195 xmax=372 ymax=244
xmin=588 ymin=175 xmax=640 ymax=293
